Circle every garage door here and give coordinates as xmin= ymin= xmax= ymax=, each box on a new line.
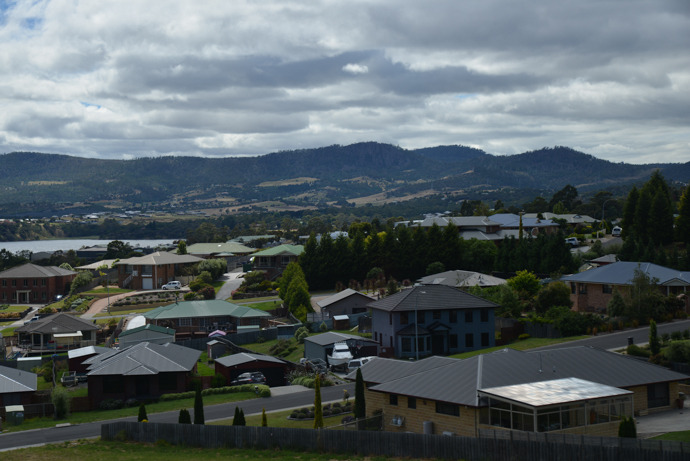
xmin=142 ymin=278 xmax=153 ymax=290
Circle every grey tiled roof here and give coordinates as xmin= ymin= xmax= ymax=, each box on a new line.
xmin=0 ymin=263 xmax=76 ymax=278
xmin=361 ymin=346 xmax=689 ymax=407
xmin=86 ymin=342 xmax=201 ymax=376
xmin=368 ymin=285 xmax=499 ymax=313
xmin=215 ymin=352 xmax=285 ymax=367
xmin=562 ymin=261 xmax=690 ymax=286
xmin=0 ymin=365 xmax=37 ymax=394
xmin=15 ymin=312 xmax=99 ymax=334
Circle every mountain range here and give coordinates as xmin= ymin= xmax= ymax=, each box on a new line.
xmin=0 ymin=143 xmax=687 ymax=216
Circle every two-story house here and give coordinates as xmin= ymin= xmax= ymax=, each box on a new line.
xmin=369 ymin=285 xmax=498 ymax=359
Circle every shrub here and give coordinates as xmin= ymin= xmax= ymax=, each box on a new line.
xmin=671 ymin=331 xmax=683 ymax=341
xmin=295 ymin=326 xmax=309 ymax=344
xmin=51 ymin=385 xmax=72 ymax=420
xmin=98 ymin=399 xmax=124 ymax=410
xmin=626 ymin=344 xmax=651 ymax=358
xmin=518 ymin=333 xmax=531 ymax=340
xmin=138 ymin=404 xmax=148 ymax=422
xmin=178 ymin=408 xmax=192 ymax=424
xmin=211 ymin=373 xmax=227 ymax=388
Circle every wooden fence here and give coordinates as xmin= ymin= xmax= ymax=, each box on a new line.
xmin=102 ymin=422 xmax=690 ymax=461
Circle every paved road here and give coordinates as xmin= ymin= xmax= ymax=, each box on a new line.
xmin=0 ymin=383 xmax=354 ymax=451
xmin=215 ymin=269 xmax=244 ymax=301
xmin=533 ymin=318 xmax=690 ymax=352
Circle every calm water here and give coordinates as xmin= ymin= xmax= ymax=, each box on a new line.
xmin=0 ymin=239 xmax=177 ymax=254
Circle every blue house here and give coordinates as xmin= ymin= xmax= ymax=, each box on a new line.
xmin=369 ymin=285 xmax=498 ymax=359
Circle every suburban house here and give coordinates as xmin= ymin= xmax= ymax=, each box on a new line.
xmin=394 ymin=214 xmax=559 ymax=242
xmin=0 ymin=263 xmax=76 ymax=304
xmin=561 ymin=261 xmax=690 ymax=313
xmin=303 ymin=332 xmax=379 ymax=364
xmin=418 ymin=270 xmax=507 ymax=288
xmin=0 ymin=365 xmax=37 ymax=407
xmin=143 ymin=299 xmax=271 ymax=338
xmin=250 ymin=244 xmax=304 ymax=278
xmin=316 ymin=288 xmax=375 ymax=317
xmin=185 ymin=241 xmax=254 ymax=270
xmin=14 ymin=313 xmax=99 ymax=354
xmin=369 ymin=285 xmax=498 ymax=359
xmin=117 ymin=324 xmax=176 ymax=349
xmin=114 ymin=252 xmax=203 ymax=290
xmin=214 ymin=352 xmax=291 ymax=387
xmin=84 ymin=341 xmax=201 ymax=405
xmin=350 ymin=346 xmax=689 ymax=437
xmin=524 ymin=212 xmax=598 ymax=230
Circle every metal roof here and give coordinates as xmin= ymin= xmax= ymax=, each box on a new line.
xmin=362 ymin=346 xmax=689 ymax=407
xmin=317 ymin=288 xmax=375 ymax=308
xmin=15 ymin=312 xmax=99 ymax=334
xmin=304 ymin=331 xmax=377 ymax=346
xmin=115 ymin=251 xmax=203 ymax=266
xmin=0 ymin=263 xmax=76 ymax=278
xmin=118 ymin=323 xmax=176 ymax=337
xmin=368 ymin=284 xmax=499 ymax=313
xmin=251 ymin=244 xmax=304 ymax=257
xmin=0 ymin=365 xmax=37 ymax=394
xmin=215 ymin=352 xmax=285 ymax=367
xmin=86 ymin=342 xmax=201 ymax=376
xmin=67 ymin=345 xmax=110 ymax=359
xmin=185 ymin=242 xmax=254 ymax=255
xmin=143 ymin=299 xmax=270 ymax=321
xmin=561 ymin=261 xmax=690 ymax=286
xmin=418 ymin=270 xmax=507 ymax=288
xmin=479 ymin=377 xmax=632 ymax=408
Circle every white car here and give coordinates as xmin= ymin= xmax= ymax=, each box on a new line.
xmin=161 ymin=281 xmax=182 ymax=290
xmin=565 ymin=237 xmax=579 ymax=247
xmin=347 ymin=356 xmax=376 ymax=373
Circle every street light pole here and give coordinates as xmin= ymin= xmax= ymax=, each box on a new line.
xmin=414 ymin=288 xmax=426 ymax=361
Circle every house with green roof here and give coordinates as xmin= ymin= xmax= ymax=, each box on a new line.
xmin=118 ymin=324 xmax=176 ymax=348
xmin=185 ymin=242 xmax=255 ymax=271
xmin=250 ymin=244 xmax=304 ymax=278
xmin=143 ymin=299 xmax=271 ymax=338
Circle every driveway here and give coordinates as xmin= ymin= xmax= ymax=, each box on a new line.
xmin=215 ymin=268 xmax=245 ymax=301
xmin=637 ymin=403 xmax=690 ymax=438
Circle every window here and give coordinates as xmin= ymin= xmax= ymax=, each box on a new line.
xmin=33 ymin=279 xmax=38 ymax=286
xmin=401 ymin=337 xmax=412 ymax=353
xmin=389 ymin=394 xmax=398 ymax=406
xmin=103 ymin=375 xmax=125 ymax=394
xmin=465 ymin=311 xmax=473 ymax=323
xmin=602 ymin=284 xmax=613 ymax=294
xmin=42 ymin=278 xmax=46 ymax=286
xmin=179 ymin=318 xmax=192 ymax=327
xmin=389 ymin=314 xmax=392 ymax=325
xmin=578 ymin=284 xmax=587 ymax=294
xmin=1 ymin=279 xmax=5 ymax=287
xmin=42 ymin=292 xmax=47 ymax=300
xmin=11 ymin=280 xmax=16 ymax=287
xmin=449 ymin=334 xmax=458 ymax=349
xmin=465 ymin=333 xmax=474 ymax=348
xmin=570 ymin=283 xmax=576 ymax=294
xmin=436 ymin=402 xmax=459 ymax=416
xmin=433 ymin=310 xmax=441 ymax=320
xmin=481 ymin=332 xmax=490 ymax=347
xmin=449 ymin=311 xmax=457 ymax=323
xmin=23 ymin=279 xmax=28 ymax=287
xmin=408 ymin=397 xmax=416 ymax=409
xmin=400 ymin=312 xmax=409 ymax=325
xmin=481 ymin=309 xmax=488 ymax=322
xmin=417 ymin=311 xmax=424 ymax=324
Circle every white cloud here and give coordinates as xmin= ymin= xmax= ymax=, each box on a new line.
xmin=0 ymin=0 xmax=688 ymax=164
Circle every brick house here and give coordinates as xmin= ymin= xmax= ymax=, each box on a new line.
xmin=561 ymin=261 xmax=690 ymax=313
xmin=0 ymin=263 xmax=76 ymax=304
xmin=84 ymin=342 xmax=200 ymax=405
xmin=350 ymin=346 xmax=688 ymax=437
xmin=369 ymin=285 xmax=498 ymax=359
xmin=114 ymin=252 xmax=203 ymax=290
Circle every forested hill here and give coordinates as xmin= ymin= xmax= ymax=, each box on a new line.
xmin=0 ymin=143 xmax=687 ymax=215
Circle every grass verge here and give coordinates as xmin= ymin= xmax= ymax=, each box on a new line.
xmin=8 ymin=439 xmax=397 ymax=461
xmin=651 ymin=430 xmax=690 ymax=442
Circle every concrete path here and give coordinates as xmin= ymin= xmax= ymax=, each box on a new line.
xmin=81 ymin=290 xmax=132 ymax=319
xmin=637 ymin=402 xmax=690 ymax=438
xmin=215 ymin=269 xmax=244 ymax=301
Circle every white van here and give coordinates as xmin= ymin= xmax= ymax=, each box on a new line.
xmin=612 ymin=226 xmax=622 ymax=237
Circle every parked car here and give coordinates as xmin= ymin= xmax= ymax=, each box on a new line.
xmin=161 ymin=281 xmax=182 ymax=290
xmin=565 ymin=237 xmax=579 ymax=247
xmin=612 ymin=226 xmax=622 ymax=237
xmin=346 ymin=356 xmax=376 ymax=373
xmin=230 ymin=371 xmax=267 ymax=386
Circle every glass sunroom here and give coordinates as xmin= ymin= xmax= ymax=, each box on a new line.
xmin=478 ymin=377 xmax=634 ymax=433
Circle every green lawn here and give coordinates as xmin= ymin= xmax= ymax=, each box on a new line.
xmin=8 ymin=439 xmax=392 ymax=461
xmin=449 ymin=335 xmax=590 ymax=359
xmin=237 ymin=299 xmax=281 ymax=312
xmin=0 ymin=304 xmax=32 ymax=313
xmin=242 ymin=337 xmax=305 ymax=363
xmin=211 ymin=407 xmax=351 ymax=429
xmin=4 ymin=391 xmax=258 ymax=433
xmin=94 ymin=306 xmax=159 ymax=317
xmin=651 ymin=430 xmax=690 ymax=442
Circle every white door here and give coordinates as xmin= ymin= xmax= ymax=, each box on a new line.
xmin=142 ymin=278 xmax=153 ymax=290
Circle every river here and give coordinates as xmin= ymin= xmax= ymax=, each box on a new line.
xmin=0 ymin=239 xmax=178 ymax=254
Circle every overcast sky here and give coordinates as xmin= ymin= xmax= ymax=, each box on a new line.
xmin=1 ymin=1 xmax=688 ymax=164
